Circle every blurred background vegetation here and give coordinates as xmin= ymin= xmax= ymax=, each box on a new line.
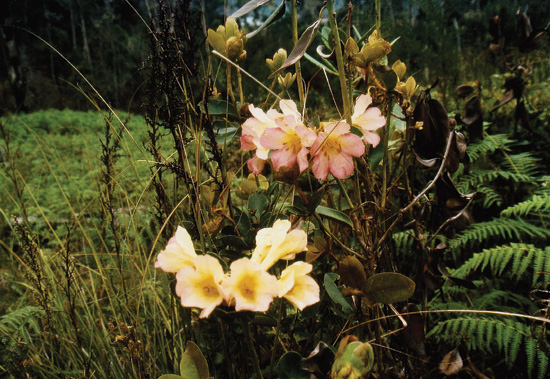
xmin=1 ymin=0 xmax=549 ymax=114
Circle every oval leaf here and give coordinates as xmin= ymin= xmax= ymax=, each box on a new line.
xmin=248 ymin=193 xmax=268 ymax=215
xmin=315 ymin=205 xmax=353 ymax=228
xmin=362 ymin=272 xmax=415 ymax=304
xmin=199 ymin=99 xmax=237 ymax=117
xmin=180 ymin=341 xmax=210 ymax=379
xmin=277 ymin=351 xmax=309 ymax=379
xmin=324 ymin=273 xmax=353 ymax=314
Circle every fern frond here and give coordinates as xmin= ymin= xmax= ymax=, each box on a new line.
xmin=0 ymin=305 xmax=42 ymax=333
xmin=453 ymin=243 xmax=550 ymax=286
xmin=534 ymin=176 xmax=550 ymax=196
xmin=449 ymin=219 xmax=550 ymax=250
xmin=478 ymin=186 xmax=503 ymax=208
xmin=502 ymin=152 xmax=540 ymax=178
xmin=457 ymin=169 xmax=534 ymax=193
xmin=427 ymin=316 xmax=530 ymax=367
xmin=501 ymin=194 xmax=550 ymax=219
xmin=393 ymin=230 xmax=415 ymax=254
xmin=467 ymin=133 xmax=511 ymax=161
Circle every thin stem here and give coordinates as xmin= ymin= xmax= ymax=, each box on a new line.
xmin=268 ymin=300 xmax=285 ymax=379
xmin=377 ymin=131 xmax=456 ymax=249
xmin=327 ymin=0 xmax=351 ymax=123
xmin=291 ymin=0 xmax=305 ymax=108
xmin=243 ymin=318 xmax=263 ymax=379
xmin=237 ymin=67 xmax=245 ymax=106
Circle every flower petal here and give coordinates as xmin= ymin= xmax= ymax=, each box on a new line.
xmin=247 ymin=156 xmax=266 ymax=175
xmin=278 ymin=262 xmax=319 ymax=310
xmin=154 ymin=226 xmax=197 ymax=273
xmin=328 ymin=152 xmax=354 ymax=179
xmin=363 ymin=131 xmax=381 ymax=147
xmin=221 ymin=258 xmax=278 ymax=312
xmin=260 ymin=229 xmax=308 ymax=270
xmin=175 ymin=255 xmax=225 ymax=318
xmin=339 ymin=133 xmax=365 ymax=157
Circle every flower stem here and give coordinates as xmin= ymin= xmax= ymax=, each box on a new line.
xmin=243 ymin=318 xmax=264 ymax=379
xmin=291 ymin=0 xmax=305 ymax=109
xmin=327 ymin=0 xmax=351 ymax=124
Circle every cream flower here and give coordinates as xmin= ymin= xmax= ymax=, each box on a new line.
xmin=175 ymin=255 xmax=225 ymax=318
xmin=154 ymin=226 xmax=198 ymax=273
xmin=221 ymin=258 xmax=278 ymax=312
xmin=278 ymin=262 xmax=320 ymax=310
xmin=251 ymin=219 xmax=308 ymax=270
xmin=351 ymin=94 xmax=386 ymax=147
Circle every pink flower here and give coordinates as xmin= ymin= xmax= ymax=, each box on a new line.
xmin=310 ymin=122 xmax=365 ymax=180
xmin=240 ymin=100 xmax=303 ymax=175
xmin=351 ymin=94 xmax=386 ymax=147
xmin=259 ymin=115 xmax=317 ymax=173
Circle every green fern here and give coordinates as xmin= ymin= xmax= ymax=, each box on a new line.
xmin=393 ymin=230 xmax=415 ymax=254
xmin=467 ymin=133 xmax=511 ymax=161
xmin=501 ymin=152 xmax=540 ymax=178
xmin=0 ymin=306 xmax=43 ymax=344
xmin=453 ymin=243 xmax=550 ymax=287
xmin=427 ymin=316 xmax=546 ymax=378
xmin=448 ymin=219 xmax=550 ymax=249
xmin=501 ymin=194 xmax=550 ymax=220
xmin=457 ymin=169 xmax=535 ymax=193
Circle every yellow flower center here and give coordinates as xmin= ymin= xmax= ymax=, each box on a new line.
xmin=283 ymin=131 xmax=302 ymax=153
xmin=199 ymin=278 xmax=219 ymax=299
xmin=238 ymin=274 xmax=257 ymax=300
xmin=323 ymin=136 xmax=341 ymax=155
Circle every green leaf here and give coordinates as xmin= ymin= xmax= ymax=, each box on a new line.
xmin=231 ymin=0 xmax=273 ymax=18
xmin=277 ymin=351 xmax=309 ymax=379
xmin=246 ymin=1 xmax=286 ymax=39
xmin=158 ymin=375 xmax=184 ymax=379
xmin=179 ymin=341 xmax=210 ymax=379
xmin=219 ymin=235 xmax=250 ymax=250
xmin=248 ymin=193 xmax=268 ymax=215
xmin=368 ymin=142 xmax=385 ymax=171
xmin=199 ymin=99 xmax=237 ymax=117
xmin=324 ymin=273 xmax=353 ymax=314
xmin=362 ymin=273 xmax=415 ymax=304
xmin=315 ymin=205 xmax=353 ymax=228
xmin=303 ymin=52 xmax=338 ymax=75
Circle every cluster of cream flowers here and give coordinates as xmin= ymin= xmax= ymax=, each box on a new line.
xmin=155 ymin=220 xmax=319 ymax=318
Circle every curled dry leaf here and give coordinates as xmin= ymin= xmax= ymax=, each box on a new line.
xmin=439 ymin=348 xmax=463 ymax=376
xmin=339 ymin=256 xmax=367 ymax=290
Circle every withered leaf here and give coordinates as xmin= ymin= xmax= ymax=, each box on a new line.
xmin=439 ymin=348 xmax=463 ymax=376
xmin=269 ymin=18 xmax=321 ymax=78
xmin=231 ymin=0 xmax=273 ymax=18
xmin=339 ymin=256 xmax=367 ymax=290
xmin=413 ymin=89 xmax=451 ymax=160
xmin=402 ymin=304 xmax=426 ymax=357
xmin=454 ymin=84 xmax=474 ymax=98
xmin=462 ymin=96 xmax=483 ymax=141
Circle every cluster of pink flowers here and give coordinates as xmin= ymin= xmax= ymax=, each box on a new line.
xmin=240 ymin=95 xmax=385 ymax=180
xmin=155 ymin=220 xmax=319 ymax=318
